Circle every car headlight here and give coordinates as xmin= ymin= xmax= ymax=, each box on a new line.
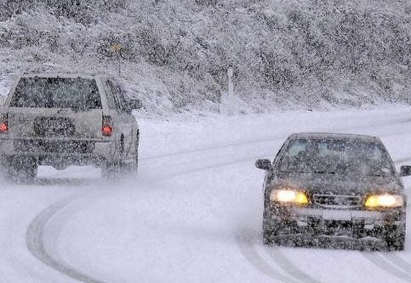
xmin=365 ymin=194 xmax=404 ymax=208
xmin=270 ymin=189 xmax=309 ymax=205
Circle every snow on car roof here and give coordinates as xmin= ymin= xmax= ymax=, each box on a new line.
xmin=288 ymin=132 xmax=380 ymax=143
xmin=20 ymin=73 xmax=107 ymax=80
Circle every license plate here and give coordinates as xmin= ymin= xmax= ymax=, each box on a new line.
xmin=322 ymin=210 xmax=352 ymax=221
xmin=34 ymin=117 xmax=75 ymax=137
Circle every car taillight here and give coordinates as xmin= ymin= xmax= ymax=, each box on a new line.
xmin=0 ymin=114 xmax=8 ymax=134
xmin=102 ymin=115 xmax=113 ymax=136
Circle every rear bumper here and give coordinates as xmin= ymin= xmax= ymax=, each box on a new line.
xmin=0 ymin=138 xmax=118 ymax=166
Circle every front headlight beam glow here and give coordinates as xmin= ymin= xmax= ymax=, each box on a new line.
xmin=270 ymin=189 xmax=308 ymax=205
xmin=365 ymin=194 xmax=404 ymax=208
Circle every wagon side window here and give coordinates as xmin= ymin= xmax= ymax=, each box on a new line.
xmin=105 ymin=80 xmax=122 ymax=111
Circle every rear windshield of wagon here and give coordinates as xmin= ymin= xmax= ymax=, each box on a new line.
xmin=10 ymin=77 xmax=102 ymax=109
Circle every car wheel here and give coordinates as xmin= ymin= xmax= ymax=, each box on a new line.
xmin=384 ymin=224 xmax=405 ymax=251
xmin=129 ymin=136 xmax=139 ymax=175
xmin=3 ymin=156 xmax=38 ymax=182
xmin=262 ymin=215 xmax=281 ymax=246
xmin=101 ymin=136 xmax=128 ymax=179
xmin=392 ymin=234 xmax=405 ymax=251
xmin=263 ymin=228 xmax=275 ymax=245
xmin=122 ymin=134 xmax=139 ymax=176
xmin=134 ymin=136 xmax=139 ymax=173
xmin=101 ymin=159 xmax=122 ymax=179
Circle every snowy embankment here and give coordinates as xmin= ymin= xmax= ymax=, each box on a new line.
xmin=3 ymin=105 xmax=409 ymax=283
xmin=2 ymin=1 xmax=411 ymax=114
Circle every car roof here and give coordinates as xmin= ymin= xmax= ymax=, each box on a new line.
xmin=19 ymin=73 xmax=108 ymax=80
xmin=288 ymin=132 xmax=381 ymax=143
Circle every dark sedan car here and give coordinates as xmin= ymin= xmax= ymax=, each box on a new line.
xmin=256 ymin=133 xmax=411 ymax=250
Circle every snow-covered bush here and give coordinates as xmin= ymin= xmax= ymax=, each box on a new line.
xmin=1 ymin=0 xmax=411 ymax=113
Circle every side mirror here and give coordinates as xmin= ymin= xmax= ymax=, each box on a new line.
xmin=400 ymin=165 xmax=411 ymax=177
xmin=255 ymin=159 xmax=272 ymax=171
xmin=129 ymin=99 xmax=142 ymax=110
xmin=124 ymin=99 xmax=142 ymax=113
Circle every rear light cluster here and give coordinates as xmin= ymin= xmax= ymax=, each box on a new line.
xmin=102 ymin=115 xmax=113 ymax=136
xmin=0 ymin=114 xmax=8 ymax=133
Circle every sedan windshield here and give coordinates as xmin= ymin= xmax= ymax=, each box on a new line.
xmin=279 ymin=138 xmax=395 ymax=177
xmin=10 ymin=77 xmax=102 ymax=109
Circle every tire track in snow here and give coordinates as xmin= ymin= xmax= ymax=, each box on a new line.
xmin=26 ymin=196 xmax=108 ymax=283
xmin=235 ymin=229 xmax=300 ymax=283
xmin=141 ymin=136 xmax=285 ymax=161
xmin=385 ymin=253 xmax=411 ymax=274
xmin=363 ymin=209 xmax=411 ymax=282
xmin=235 ymin=228 xmax=324 ymax=283
xmin=25 ymin=152 xmax=274 ymax=283
xmin=25 ymin=150 xmax=275 ymax=283
xmin=362 ymin=252 xmax=411 ymax=283
xmin=265 ymin=247 xmax=322 ymax=283
xmin=25 ymin=111 xmax=411 ymax=283
xmin=25 ymin=149 xmax=299 ymax=283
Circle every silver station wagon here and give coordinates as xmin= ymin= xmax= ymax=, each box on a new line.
xmin=0 ymin=73 xmax=141 ymax=181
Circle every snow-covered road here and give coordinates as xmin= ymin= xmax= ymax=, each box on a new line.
xmin=3 ymin=105 xmax=411 ymax=283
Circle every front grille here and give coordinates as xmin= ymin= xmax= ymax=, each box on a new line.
xmin=13 ymin=139 xmax=95 ymax=154
xmin=313 ymin=194 xmax=362 ymax=209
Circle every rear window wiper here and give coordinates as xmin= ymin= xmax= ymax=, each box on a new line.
xmin=313 ymin=170 xmax=336 ymax=174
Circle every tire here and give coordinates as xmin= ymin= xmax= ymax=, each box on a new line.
xmin=391 ymin=234 xmax=405 ymax=251
xmin=120 ymin=133 xmax=139 ymax=176
xmin=2 ymin=156 xmax=38 ymax=182
xmin=263 ymin=214 xmax=304 ymax=247
xmin=101 ymin=137 xmax=126 ymax=179
xmin=132 ymin=134 xmax=139 ymax=174
xmin=263 ymin=227 xmax=276 ymax=246
xmin=101 ymin=160 xmax=121 ymax=180
xmin=384 ymin=224 xmax=405 ymax=251
xmin=262 ymin=215 xmax=280 ymax=246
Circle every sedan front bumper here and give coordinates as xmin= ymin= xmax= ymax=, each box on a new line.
xmin=265 ymin=206 xmax=405 ymax=240
xmin=291 ymin=207 xmax=393 ymax=228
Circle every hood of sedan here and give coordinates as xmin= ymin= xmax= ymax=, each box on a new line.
xmin=270 ymin=172 xmax=404 ymax=196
